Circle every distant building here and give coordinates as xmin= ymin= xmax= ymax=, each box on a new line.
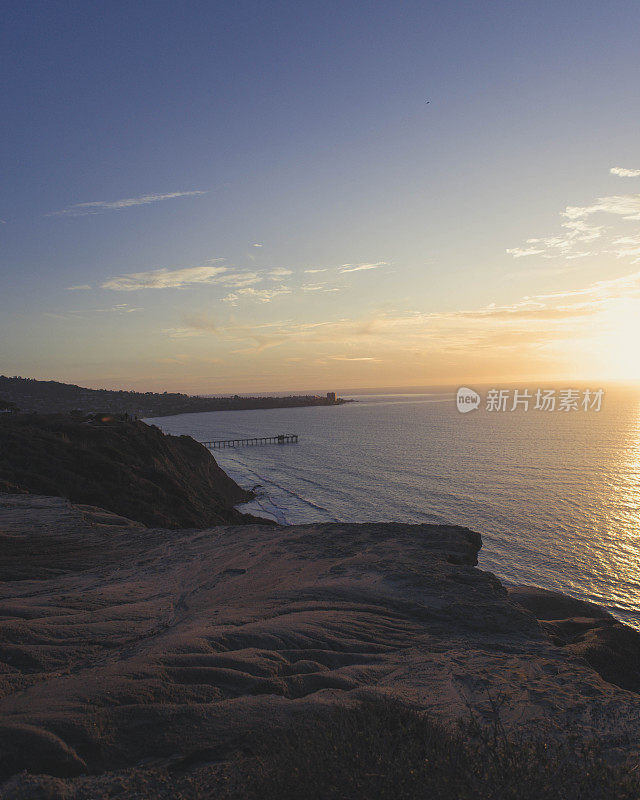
xmin=326 ymin=392 xmax=336 ymax=403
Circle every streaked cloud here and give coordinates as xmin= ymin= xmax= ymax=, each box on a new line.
xmin=533 ymin=269 xmax=640 ymax=302
xmin=102 ymin=262 xmax=227 ymax=291
xmin=48 ymin=190 xmax=207 ymax=217
xmin=302 ymin=283 xmax=340 ymax=292
xmin=610 ymin=167 xmax=640 ymax=178
xmin=65 ymin=284 xmax=92 ymax=291
xmin=100 ymin=261 xmax=289 ymax=293
xmin=47 ymin=303 xmax=142 ymax=318
xmin=91 ymin=303 xmax=143 ymax=314
xmin=564 ymin=195 xmax=640 ymax=221
xmin=505 ymin=247 xmax=547 ymax=259
xmin=161 ymin=267 xmax=639 ymax=387
xmin=329 ymin=356 xmax=381 ymax=362
xmin=610 ymin=236 xmax=640 ymax=262
xmin=266 ymin=268 xmax=293 ymax=279
xmin=508 ymin=221 xmax=603 ymax=262
xmin=304 ymin=268 xmax=327 ymax=274
xmin=226 ymin=270 xmax=640 ymax=354
xmin=507 ymin=179 xmax=640 ymax=267
xmin=222 ymin=286 xmax=292 ymax=306
xmin=215 ymin=271 xmax=262 ymax=288
xmin=339 ymin=261 xmax=387 ymax=273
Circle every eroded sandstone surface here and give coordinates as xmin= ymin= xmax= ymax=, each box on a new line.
xmin=1 ymin=493 xmax=639 ymax=796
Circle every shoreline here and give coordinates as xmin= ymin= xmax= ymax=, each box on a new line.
xmin=210 ymin=445 xmax=640 ymax=632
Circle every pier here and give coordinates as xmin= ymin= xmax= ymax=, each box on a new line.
xmin=201 ymin=434 xmax=299 ymax=449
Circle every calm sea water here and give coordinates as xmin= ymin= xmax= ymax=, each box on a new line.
xmin=149 ymin=387 xmax=640 ymax=629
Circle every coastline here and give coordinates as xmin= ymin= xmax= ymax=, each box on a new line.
xmin=149 ymin=393 xmax=640 ymax=632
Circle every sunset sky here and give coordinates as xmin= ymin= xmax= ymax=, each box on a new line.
xmin=2 ymin=1 xmax=640 ymax=393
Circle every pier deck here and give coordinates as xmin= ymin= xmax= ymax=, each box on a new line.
xmin=201 ymin=434 xmax=298 ymax=449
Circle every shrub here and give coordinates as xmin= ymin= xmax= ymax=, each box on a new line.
xmin=229 ymin=698 xmax=639 ymax=800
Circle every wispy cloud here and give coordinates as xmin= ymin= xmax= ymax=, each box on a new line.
xmin=564 ymin=195 xmax=640 ymax=221
xmin=90 ymin=303 xmax=143 ymax=314
xmin=162 ymin=267 xmax=640 ymax=384
xmin=329 ymin=356 xmax=381 ymax=361
xmin=265 ymin=268 xmax=293 ymax=279
xmin=302 ymin=283 xmax=340 ymax=292
xmin=339 ymin=262 xmax=387 ymax=273
xmin=215 ymin=271 xmax=262 ymax=288
xmin=240 ymin=271 xmax=640 ymax=351
xmin=100 ymin=256 xmax=383 ymax=301
xmin=48 ymin=190 xmax=207 ymax=217
xmin=507 ymin=220 xmax=603 ymax=262
xmin=610 ymin=167 xmax=640 ymax=178
xmin=610 ymin=236 xmax=640 ymax=262
xmin=533 ymin=269 xmax=640 ymax=302
xmin=65 ymin=284 xmax=92 ymax=291
xmin=505 ymin=247 xmax=547 ymax=259
xmin=222 ymin=286 xmax=292 ymax=306
xmin=46 ymin=303 xmax=142 ymax=319
xmin=102 ymin=262 xmax=227 ymax=290
xmin=507 ymin=176 xmax=640 ymax=267
xmin=101 ymin=260 xmax=288 ymax=293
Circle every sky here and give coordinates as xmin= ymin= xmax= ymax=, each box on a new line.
xmin=1 ymin=0 xmax=640 ymax=393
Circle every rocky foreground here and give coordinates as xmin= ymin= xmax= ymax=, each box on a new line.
xmin=1 ymin=493 xmax=640 ymax=797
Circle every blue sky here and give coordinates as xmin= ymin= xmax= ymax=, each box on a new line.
xmin=2 ymin=0 xmax=640 ymax=391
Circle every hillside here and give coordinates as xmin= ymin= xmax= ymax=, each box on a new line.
xmin=0 ymin=414 xmax=262 ymax=529
xmin=0 ymin=376 xmax=348 ymax=417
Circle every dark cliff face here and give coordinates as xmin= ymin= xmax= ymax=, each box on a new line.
xmin=508 ymin=586 xmax=640 ymax=694
xmin=0 ymin=415 xmax=261 ymax=528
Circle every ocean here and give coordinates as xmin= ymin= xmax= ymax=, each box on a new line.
xmin=149 ymin=386 xmax=640 ymax=630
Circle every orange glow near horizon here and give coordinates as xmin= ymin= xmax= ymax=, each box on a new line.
xmin=580 ymin=298 xmax=640 ymax=383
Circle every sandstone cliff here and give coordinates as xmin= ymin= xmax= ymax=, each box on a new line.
xmin=1 ymin=493 xmax=639 ymax=797
xmin=0 ymin=415 xmax=260 ymax=528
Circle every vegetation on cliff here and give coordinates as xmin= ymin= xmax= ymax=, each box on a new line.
xmin=233 ymin=699 xmax=639 ymax=800
xmin=0 ymin=414 xmax=260 ymax=527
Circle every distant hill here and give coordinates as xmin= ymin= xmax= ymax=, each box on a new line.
xmin=0 ymin=376 xmax=348 ymax=417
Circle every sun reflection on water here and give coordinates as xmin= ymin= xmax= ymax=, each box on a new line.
xmin=593 ymin=396 xmax=640 ymax=623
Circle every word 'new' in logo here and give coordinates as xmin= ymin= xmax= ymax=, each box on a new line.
xmin=456 ymin=387 xmax=480 ymax=413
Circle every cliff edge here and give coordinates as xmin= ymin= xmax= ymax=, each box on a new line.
xmin=0 ymin=415 xmax=260 ymax=528
xmin=1 ymin=493 xmax=640 ymax=797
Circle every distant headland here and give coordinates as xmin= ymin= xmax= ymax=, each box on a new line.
xmin=0 ymin=376 xmax=351 ymax=418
